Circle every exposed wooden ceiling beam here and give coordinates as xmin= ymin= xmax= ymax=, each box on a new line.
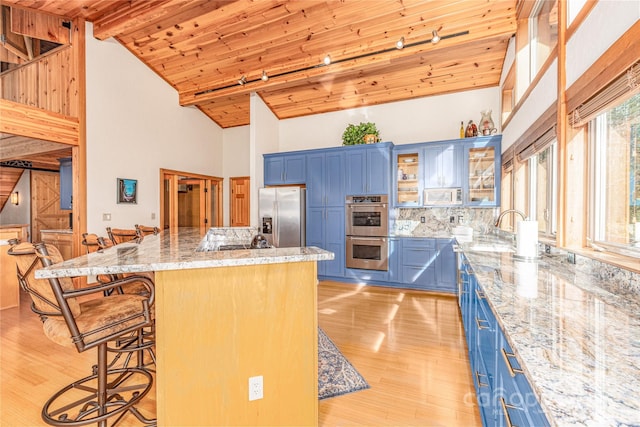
xmin=0 ymin=135 xmax=70 ymax=161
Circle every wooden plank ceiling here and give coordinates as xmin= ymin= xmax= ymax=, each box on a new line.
xmin=3 ymin=0 xmax=517 ymax=129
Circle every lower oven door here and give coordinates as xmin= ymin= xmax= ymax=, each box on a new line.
xmin=346 ymin=236 xmax=388 ymax=271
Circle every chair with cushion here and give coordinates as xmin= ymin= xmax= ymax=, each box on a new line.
xmin=106 ymin=227 xmax=140 ymax=245
xmin=8 ymin=241 xmax=156 ymax=426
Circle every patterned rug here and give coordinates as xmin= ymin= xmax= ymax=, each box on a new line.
xmin=318 ymin=328 xmax=369 ymax=400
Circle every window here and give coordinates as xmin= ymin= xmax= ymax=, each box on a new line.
xmin=529 ymin=142 xmax=557 ymax=238
xmin=529 ymin=0 xmax=558 ymax=81
xmin=590 ymin=92 xmax=640 ymax=255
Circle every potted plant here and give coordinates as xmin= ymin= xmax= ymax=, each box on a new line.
xmin=342 ymin=122 xmax=380 ymax=145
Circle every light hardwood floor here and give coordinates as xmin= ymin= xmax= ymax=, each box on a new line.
xmin=1 ymin=281 xmax=481 ymax=426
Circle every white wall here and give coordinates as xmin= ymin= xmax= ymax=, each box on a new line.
xmin=222 ymin=125 xmax=250 ymax=226
xmin=501 ymin=1 xmax=639 ymax=152
xmin=278 ymin=87 xmax=500 ymax=152
xmin=0 ymin=170 xmax=31 ymax=233
xmin=85 ymin=23 xmax=223 ymax=233
xmin=250 ymin=93 xmax=280 ymax=226
xmin=566 ymin=0 xmax=639 ymax=88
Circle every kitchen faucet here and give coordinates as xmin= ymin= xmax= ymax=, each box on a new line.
xmin=494 ymin=209 xmax=527 ymax=227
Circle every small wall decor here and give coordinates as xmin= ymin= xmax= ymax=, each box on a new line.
xmin=117 ymin=178 xmax=137 ymax=204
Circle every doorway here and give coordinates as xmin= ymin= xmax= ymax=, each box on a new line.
xmin=230 ymin=176 xmax=250 ymax=226
xmin=160 ymin=169 xmax=223 ymax=230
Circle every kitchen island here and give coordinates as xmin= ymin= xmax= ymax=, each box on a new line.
xmin=36 ymin=227 xmax=334 ymax=426
xmin=459 ymin=235 xmax=640 ymax=426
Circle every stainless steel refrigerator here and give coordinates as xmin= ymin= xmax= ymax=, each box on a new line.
xmin=258 ymin=187 xmax=306 ymax=248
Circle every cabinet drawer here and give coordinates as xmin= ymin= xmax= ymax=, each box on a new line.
xmin=401 ymin=265 xmax=435 ymax=286
xmin=402 ymin=238 xmax=436 ymax=250
xmin=401 ymin=248 xmax=437 ymax=267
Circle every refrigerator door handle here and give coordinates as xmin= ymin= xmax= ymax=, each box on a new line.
xmin=273 ymin=201 xmax=279 ymax=247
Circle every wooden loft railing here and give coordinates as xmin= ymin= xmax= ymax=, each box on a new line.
xmin=0 ymin=44 xmax=78 ymax=118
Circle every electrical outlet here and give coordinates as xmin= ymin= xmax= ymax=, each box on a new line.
xmin=151 ymin=212 xmax=156 ymax=220
xmin=567 ymin=252 xmax=576 ymax=264
xmin=103 ymin=213 xmax=111 ymax=221
xmin=421 ymin=216 xmax=426 ymax=223
xmin=545 ymin=244 xmax=551 ymax=254
xmin=450 ymin=216 xmax=455 ymax=223
xmin=249 ymin=375 xmax=263 ymax=401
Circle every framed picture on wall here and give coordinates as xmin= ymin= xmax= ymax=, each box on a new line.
xmin=117 ymin=178 xmax=137 ymax=204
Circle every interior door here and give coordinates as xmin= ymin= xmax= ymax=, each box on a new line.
xmin=161 ymin=169 xmax=223 ymax=230
xmin=31 ymin=170 xmax=69 ymax=242
xmin=230 ymin=177 xmax=250 ymax=226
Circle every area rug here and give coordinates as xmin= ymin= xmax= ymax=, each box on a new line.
xmin=318 ymin=328 xmax=369 ymax=400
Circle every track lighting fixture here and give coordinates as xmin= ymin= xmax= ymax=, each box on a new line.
xmin=194 ymin=30 xmax=468 ymax=98
xmin=431 ymin=30 xmax=440 ymax=44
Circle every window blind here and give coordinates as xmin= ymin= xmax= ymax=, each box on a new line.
xmin=517 ymin=125 xmax=556 ymax=162
xmin=569 ymin=61 xmax=640 ymax=127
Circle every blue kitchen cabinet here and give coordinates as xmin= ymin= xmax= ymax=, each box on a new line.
xmin=462 ymin=262 xmax=550 ymax=427
xmin=59 ymin=157 xmax=72 ymax=210
xmin=308 ymin=207 xmax=345 ymax=278
xmin=424 ymin=143 xmax=462 ymax=189
xmin=345 ymin=142 xmax=391 ymax=195
xmin=435 ymin=238 xmax=457 ymax=292
xmin=400 ymin=238 xmax=437 ymax=290
xmin=387 ymin=238 xmax=401 ymax=283
xmin=306 ymin=150 xmax=345 ymax=279
xmin=306 ymin=150 xmax=345 ymax=208
xmin=392 ymin=147 xmax=422 ymax=207
xmin=264 ymin=153 xmax=306 ymax=185
xmin=463 ymin=136 xmax=501 ymax=207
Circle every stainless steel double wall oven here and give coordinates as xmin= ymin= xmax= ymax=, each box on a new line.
xmin=345 ymin=195 xmax=389 ymax=271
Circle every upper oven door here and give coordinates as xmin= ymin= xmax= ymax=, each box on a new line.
xmin=345 ymin=203 xmax=388 ymax=236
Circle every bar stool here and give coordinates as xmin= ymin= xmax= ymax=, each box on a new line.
xmin=8 ymin=242 xmax=156 ymax=426
xmin=106 ymin=227 xmax=140 ymax=245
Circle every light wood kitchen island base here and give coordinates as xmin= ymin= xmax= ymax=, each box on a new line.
xmin=154 ymin=261 xmax=318 ymax=426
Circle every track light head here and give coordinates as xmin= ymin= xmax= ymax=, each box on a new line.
xmin=323 ymin=54 xmax=331 ymax=65
xmin=396 ymin=36 xmax=405 ymax=49
xmin=431 ymin=30 xmax=440 ymax=44
xmin=238 ymin=75 xmax=247 ymax=85
xmin=261 ymin=70 xmax=269 ymax=81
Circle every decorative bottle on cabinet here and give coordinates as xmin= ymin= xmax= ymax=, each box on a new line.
xmin=460 ymin=121 xmax=465 ymax=138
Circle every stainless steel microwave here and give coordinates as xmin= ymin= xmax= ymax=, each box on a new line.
xmin=423 ymin=188 xmax=462 ymax=205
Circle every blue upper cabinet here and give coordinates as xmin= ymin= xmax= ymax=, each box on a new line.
xmin=59 ymin=157 xmax=72 ymax=211
xmin=463 ymin=136 xmax=501 ymax=207
xmin=393 ymin=147 xmax=422 ymax=207
xmin=423 ymin=143 xmax=462 ymax=188
xmin=307 ymin=150 xmax=345 ymax=208
xmin=345 ymin=142 xmax=391 ymax=195
xmin=264 ymin=153 xmax=306 ymax=185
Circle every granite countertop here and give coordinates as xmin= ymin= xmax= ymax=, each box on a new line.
xmin=459 ymin=236 xmax=640 ymax=426
xmin=35 ymin=227 xmax=334 ymax=279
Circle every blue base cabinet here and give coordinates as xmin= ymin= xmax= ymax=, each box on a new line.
xmin=461 ymin=262 xmax=550 ymax=427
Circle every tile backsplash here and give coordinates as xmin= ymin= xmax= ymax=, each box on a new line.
xmin=392 ymin=207 xmax=498 ymax=236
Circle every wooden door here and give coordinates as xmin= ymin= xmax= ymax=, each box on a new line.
xmin=31 ymin=170 xmax=69 ymax=242
xmin=230 ymin=177 xmax=250 ymax=226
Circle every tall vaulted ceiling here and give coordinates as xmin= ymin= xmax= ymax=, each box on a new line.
xmin=2 ymin=0 xmax=517 ymax=129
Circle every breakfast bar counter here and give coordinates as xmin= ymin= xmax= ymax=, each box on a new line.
xmin=36 ymin=227 xmax=333 ymax=426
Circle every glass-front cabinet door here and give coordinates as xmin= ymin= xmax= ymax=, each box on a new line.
xmin=394 ymin=150 xmax=421 ymax=206
xmin=464 ymin=137 xmax=501 ymax=206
